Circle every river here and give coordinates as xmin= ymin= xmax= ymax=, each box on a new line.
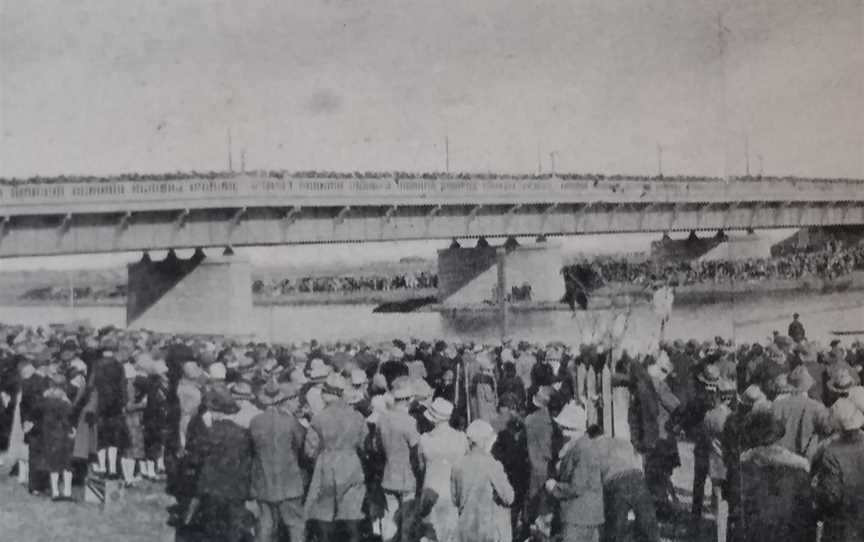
xmin=2 ymin=289 xmax=863 ymax=350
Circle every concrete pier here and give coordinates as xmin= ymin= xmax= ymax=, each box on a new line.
xmin=127 ymin=250 xmax=253 ymax=336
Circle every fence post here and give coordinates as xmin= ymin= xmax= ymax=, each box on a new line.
xmin=601 ymin=365 xmax=613 ymax=436
xmin=586 ymin=367 xmax=598 ymax=426
xmin=612 ymin=386 xmax=630 ymax=440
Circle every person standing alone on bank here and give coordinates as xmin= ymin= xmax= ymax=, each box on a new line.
xmin=788 ymin=313 xmax=806 ymax=344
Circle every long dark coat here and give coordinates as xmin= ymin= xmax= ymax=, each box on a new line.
xmin=196 ymin=419 xmax=253 ymax=500
xmin=40 ymin=395 xmax=74 ymax=472
xmin=740 ymin=445 xmax=815 ymax=542
xmin=93 ymin=357 xmax=127 ymax=448
xmin=813 ymin=430 xmax=864 ymax=542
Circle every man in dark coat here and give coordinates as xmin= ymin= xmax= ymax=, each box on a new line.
xmin=181 ymin=387 xmax=254 ymax=542
xmin=787 ymin=313 xmax=806 ymax=343
xmin=739 ymin=410 xmax=814 ymax=542
xmin=249 ymin=381 xmax=307 ymax=542
xmin=92 ymin=338 xmax=127 ymax=477
xmin=813 ymin=398 xmax=864 ymax=542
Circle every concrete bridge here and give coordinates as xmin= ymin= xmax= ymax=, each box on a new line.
xmin=2 ymin=174 xmax=864 ymax=258
xmin=3 ymin=173 xmax=863 ymax=336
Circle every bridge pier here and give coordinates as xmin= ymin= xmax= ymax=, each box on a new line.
xmin=127 ymin=249 xmax=253 ymax=336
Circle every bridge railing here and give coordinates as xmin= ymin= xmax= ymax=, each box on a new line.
xmin=2 ymin=175 xmax=864 ymax=212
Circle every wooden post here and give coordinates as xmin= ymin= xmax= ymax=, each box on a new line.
xmin=612 ymin=387 xmax=630 ymax=439
xmin=576 ymin=364 xmax=587 ymax=404
xmin=601 ymin=365 xmax=613 ymax=436
xmin=586 ymin=367 xmax=598 ymax=426
xmin=496 ymin=248 xmax=508 ymax=339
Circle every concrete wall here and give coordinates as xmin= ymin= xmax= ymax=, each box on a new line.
xmin=437 ymin=242 xmax=564 ymax=306
xmin=127 ymin=253 xmax=253 ymax=336
xmin=699 ymin=233 xmax=773 ymax=261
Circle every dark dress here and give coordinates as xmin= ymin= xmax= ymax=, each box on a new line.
xmin=142 ymin=375 xmax=168 ymax=460
xmin=40 ymin=396 xmax=74 ymax=472
xmin=93 ymin=357 xmax=128 ymax=449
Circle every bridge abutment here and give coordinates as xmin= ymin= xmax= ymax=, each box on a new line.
xmin=437 ymin=239 xmax=564 ymax=306
xmin=127 ymin=250 xmax=253 ymax=336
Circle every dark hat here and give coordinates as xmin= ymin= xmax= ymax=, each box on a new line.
xmin=204 ymin=388 xmax=240 ymax=414
xmin=256 ymin=379 xmax=287 ymax=407
xmin=744 ymin=410 xmax=786 ymax=448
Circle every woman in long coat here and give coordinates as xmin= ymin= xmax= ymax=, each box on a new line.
xmin=451 ymin=420 xmax=514 ymax=542
xmin=304 ymin=375 xmax=369 ymax=542
xmin=41 ymin=375 xmax=75 ymax=500
xmin=420 ymin=398 xmax=468 ymax=542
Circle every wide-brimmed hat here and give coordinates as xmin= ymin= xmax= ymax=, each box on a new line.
xmin=229 ymin=381 xmax=255 ymax=399
xmin=350 ymin=369 xmax=367 ymax=386
xmin=391 ymin=376 xmax=414 ymax=400
xmin=466 ymin=419 xmax=496 ymax=445
xmin=204 ymin=387 xmax=240 ymax=414
xmin=788 ymin=365 xmax=815 ymax=393
xmin=411 ymin=378 xmax=433 ymax=400
xmin=830 ymin=398 xmax=864 ymax=431
xmin=696 ymin=364 xmax=722 ymax=386
xmin=554 ymin=402 xmax=587 ymax=431
xmin=321 ymin=372 xmax=345 ymax=398
xmin=717 ymin=379 xmax=737 ymax=398
xmin=207 ymin=362 xmax=228 ymax=380
xmin=827 ymin=368 xmax=856 ymax=394
xmin=307 ymin=358 xmax=331 ymax=380
xmin=739 ymin=384 xmax=768 ymax=408
xmin=424 ymin=398 xmax=454 ymax=423
xmin=257 ymin=379 xmax=287 ymax=407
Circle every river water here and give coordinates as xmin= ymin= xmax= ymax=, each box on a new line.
xmin=3 ymin=290 xmax=863 ymax=350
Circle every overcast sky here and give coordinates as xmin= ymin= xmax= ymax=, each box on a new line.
xmin=1 ymin=0 xmax=861 ymax=180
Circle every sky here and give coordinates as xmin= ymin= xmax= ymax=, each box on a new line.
xmin=0 ymin=1 xmax=861 ymax=270
xmin=1 ymin=0 xmax=861 ymax=180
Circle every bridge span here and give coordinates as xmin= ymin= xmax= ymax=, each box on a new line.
xmin=2 ymin=174 xmax=864 ymax=258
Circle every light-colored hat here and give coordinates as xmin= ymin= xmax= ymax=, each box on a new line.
xmin=350 ymin=369 xmax=368 ymax=386
xmin=412 ymin=378 xmax=434 ymax=400
xmin=391 ymin=376 xmax=414 ymax=400
xmin=739 ymin=384 xmax=768 ymax=407
xmin=321 ymin=372 xmax=346 ymax=398
xmin=788 ymin=365 xmax=815 ymax=393
xmin=466 ymin=419 xmax=496 ymax=445
xmin=182 ymin=361 xmax=201 ymax=379
xmin=208 ymin=362 xmax=227 ymax=381
xmin=554 ymin=402 xmax=587 ymax=431
xmin=827 ymin=368 xmax=855 ymax=394
xmin=308 ymin=358 xmax=331 ymax=380
xmin=532 ymin=386 xmax=552 ymax=408
xmin=830 ymin=398 xmax=864 ymax=431
xmin=424 ymin=398 xmax=454 ymax=423
xmin=696 ymin=364 xmax=721 ymax=386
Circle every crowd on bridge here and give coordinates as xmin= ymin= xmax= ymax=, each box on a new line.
xmin=7 ymin=169 xmax=856 ymax=186
xmin=2 ymin=311 xmax=864 ymax=542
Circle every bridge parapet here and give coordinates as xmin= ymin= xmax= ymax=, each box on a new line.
xmin=3 ymin=175 xmax=864 ymax=217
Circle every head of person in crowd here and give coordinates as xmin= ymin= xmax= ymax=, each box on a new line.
xmin=204 ymin=387 xmax=240 ymax=420
xmin=826 ymin=367 xmax=855 ymax=399
xmin=390 ymin=376 xmax=414 ymax=410
xmin=320 ymin=372 xmax=345 ymax=404
xmin=716 ymin=379 xmax=737 ymax=405
xmin=256 ymin=379 xmax=287 ymax=411
xmin=647 ymin=352 xmax=674 ymax=381
xmin=787 ymin=365 xmax=815 ymax=396
xmin=739 ymin=387 xmax=769 ymax=414
xmin=830 ymin=397 xmax=864 ymax=434
xmin=744 ymin=409 xmax=787 ymax=449
xmin=466 ymin=419 xmax=497 ymax=453
xmin=554 ymin=401 xmax=588 ymax=442
xmin=307 ymin=358 xmax=331 ymax=383
xmin=424 ymin=397 xmax=454 ymax=427
xmin=533 ymin=386 xmax=552 ymax=411
xmin=696 ymin=363 xmax=721 ymax=393
xmin=497 ymin=392 xmax=522 ymax=424
xmin=411 ymin=377 xmax=433 ymax=406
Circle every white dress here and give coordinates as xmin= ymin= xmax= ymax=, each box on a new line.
xmin=4 ymin=392 xmax=28 ymax=463
xmin=419 ymin=424 xmax=468 ymax=542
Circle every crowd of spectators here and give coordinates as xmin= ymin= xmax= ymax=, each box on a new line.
xmin=564 ymin=243 xmax=864 ymax=290
xmin=252 ymin=272 xmax=438 ymax=298
xmin=3 ymin=169 xmax=861 ymax=185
